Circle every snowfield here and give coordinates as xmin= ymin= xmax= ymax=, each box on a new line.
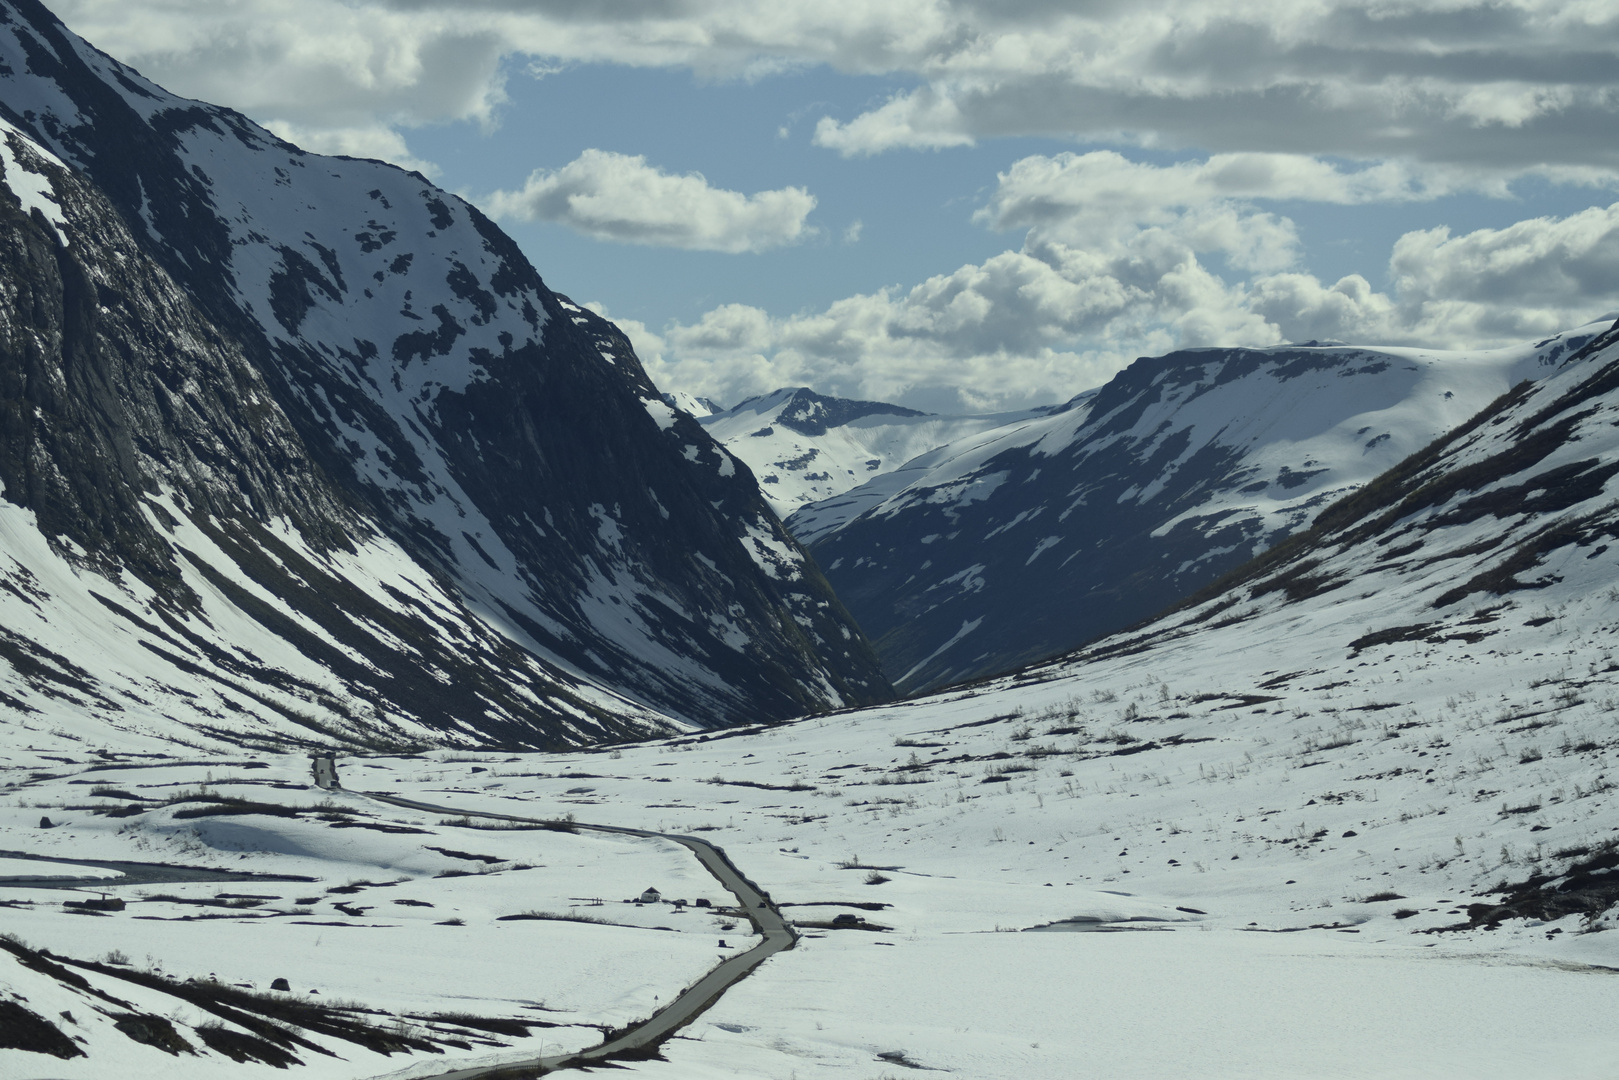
xmin=696 ymin=387 xmax=1051 ymax=523
xmin=7 ymin=323 xmax=1619 ymax=1076
xmin=6 ymin=587 xmax=1619 ymax=1078
xmin=0 ymin=764 xmax=733 ymax=1078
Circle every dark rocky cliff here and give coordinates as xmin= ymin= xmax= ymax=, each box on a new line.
xmin=0 ymin=0 xmax=889 ymax=750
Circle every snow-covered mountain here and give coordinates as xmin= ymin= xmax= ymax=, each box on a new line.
xmin=799 ymin=328 xmax=1604 ymax=693
xmin=1078 ymin=316 xmax=1619 ymax=668
xmin=8 ymin=323 xmax=1619 ymax=1075
xmin=782 ymin=389 xmax=1098 ymax=547
xmin=661 ymin=389 xmax=723 ymax=418
xmin=0 ymin=0 xmax=889 ymax=751
xmin=697 ymin=386 xmax=1051 ymax=520
xmin=9 ymin=3 xmax=1619 ymax=1074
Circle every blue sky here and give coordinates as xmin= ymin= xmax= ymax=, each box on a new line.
xmin=416 ymin=61 xmax=1612 ymax=326
xmin=410 ymin=63 xmax=1023 ymax=323
xmin=55 ymin=1 xmax=1619 ymax=412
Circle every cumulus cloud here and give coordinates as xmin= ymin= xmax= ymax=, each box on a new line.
xmin=482 ymin=150 xmax=816 ymax=252
xmin=635 ymin=197 xmax=1619 ymax=413
xmin=980 ymin=152 xmax=1466 ymax=233
xmin=805 ymin=4 xmax=1619 ymax=174
xmin=813 ymin=87 xmax=972 ymax=155
xmin=1243 ymin=203 xmax=1619 ymax=348
xmin=51 ymin=1 xmax=1619 ymax=177
xmin=626 ymin=227 xmax=1279 ymax=413
xmin=56 ymin=1 xmax=510 ymax=162
xmin=970 ymin=150 xmax=1530 ymax=277
xmin=1384 ymin=204 xmax=1619 ymax=342
xmin=53 ymin=1 xmax=1619 ymax=412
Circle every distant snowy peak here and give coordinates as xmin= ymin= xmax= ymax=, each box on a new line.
xmin=701 ymin=386 xmax=1054 ymax=520
xmin=663 ymin=390 xmax=724 ymax=417
xmin=734 ymin=387 xmax=930 ymax=436
xmin=807 ymin=327 xmax=1605 ymax=693
xmin=785 ymin=388 xmax=1098 ymax=546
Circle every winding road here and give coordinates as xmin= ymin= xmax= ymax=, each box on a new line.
xmin=353 ymin=788 xmax=798 ymax=1078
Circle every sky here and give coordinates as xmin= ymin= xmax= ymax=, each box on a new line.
xmin=49 ymin=0 xmax=1619 ymax=414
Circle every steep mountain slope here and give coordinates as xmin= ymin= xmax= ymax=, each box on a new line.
xmin=6 ymin=328 xmax=1619 ymax=1079
xmin=1097 ymin=314 xmax=1619 ymax=671
xmin=804 ymin=329 xmax=1600 ymax=693
xmin=0 ymin=0 xmax=889 ymax=750
xmin=697 ymin=386 xmax=1050 ymax=521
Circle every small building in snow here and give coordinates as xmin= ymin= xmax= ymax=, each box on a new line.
xmin=639 ymin=887 xmax=661 ymax=904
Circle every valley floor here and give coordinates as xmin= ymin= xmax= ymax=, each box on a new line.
xmin=4 ymin=568 xmax=1619 ymax=1078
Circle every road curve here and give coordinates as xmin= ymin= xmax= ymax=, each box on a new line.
xmin=0 ymin=848 xmax=314 ymax=890
xmin=356 ymin=790 xmax=797 ymax=1079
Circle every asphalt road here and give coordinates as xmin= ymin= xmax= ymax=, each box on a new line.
xmin=356 ymin=789 xmax=798 ymax=1079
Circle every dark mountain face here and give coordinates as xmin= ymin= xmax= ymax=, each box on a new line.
xmin=806 ymin=336 xmax=1578 ymax=693
xmin=1075 ymin=319 xmax=1619 ymax=671
xmin=0 ymin=144 xmax=302 ymax=594
xmin=0 ymin=0 xmax=889 ymax=751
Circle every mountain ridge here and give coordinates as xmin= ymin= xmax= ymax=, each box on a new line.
xmin=799 ymin=329 xmax=1599 ymax=693
xmin=0 ymin=0 xmax=891 ymax=750
xmin=699 ymin=384 xmax=1054 ymax=521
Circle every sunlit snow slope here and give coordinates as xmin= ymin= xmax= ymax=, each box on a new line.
xmin=804 ymin=328 xmax=1603 ymax=693
xmin=0 ymin=0 xmax=889 ymax=751
xmin=1105 ymin=316 xmax=1619 ymax=672
xmin=697 ymin=387 xmax=1052 ymax=522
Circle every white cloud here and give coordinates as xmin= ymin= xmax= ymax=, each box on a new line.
xmin=482 ymin=149 xmax=816 ymax=253
xmin=1384 ymin=204 xmax=1619 ymax=343
xmin=631 ymin=228 xmax=1279 ymax=413
xmin=970 ymin=150 xmax=1524 ymax=277
xmin=812 ymin=87 xmax=973 ymax=155
xmin=51 ymin=2 xmax=1619 ymax=177
xmin=802 ymin=4 xmax=1619 ymax=174
xmin=980 ymin=152 xmax=1470 ymax=234
xmin=640 ymin=197 xmax=1619 ymax=413
xmin=56 ymin=1 xmax=510 ymax=143
xmin=1245 ymin=274 xmax=1401 ymax=348
xmin=1241 ymin=203 xmax=1619 ymax=349
xmin=51 ymin=2 xmax=1619 ymax=412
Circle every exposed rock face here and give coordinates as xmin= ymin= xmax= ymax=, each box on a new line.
xmin=801 ymin=334 xmax=1593 ymax=693
xmin=0 ymin=0 xmax=889 ymax=750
